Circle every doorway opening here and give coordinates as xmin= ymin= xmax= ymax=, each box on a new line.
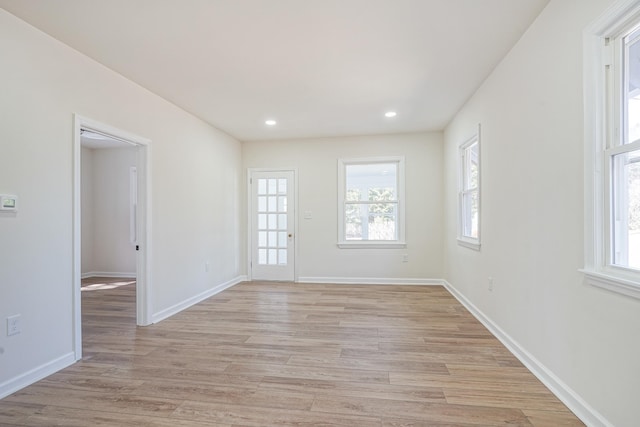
xmin=73 ymin=115 xmax=152 ymax=360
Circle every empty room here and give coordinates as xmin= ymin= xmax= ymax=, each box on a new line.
xmin=0 ymin=1 xmax=638 ymax=426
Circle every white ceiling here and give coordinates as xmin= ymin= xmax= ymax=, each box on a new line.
xmin=0 ymin=0 xmax=549 ymax=141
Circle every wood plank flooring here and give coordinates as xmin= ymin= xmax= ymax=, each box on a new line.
xmin=0 ymin=279 xmax=584 ymax=426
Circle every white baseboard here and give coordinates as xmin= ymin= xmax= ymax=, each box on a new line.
xmin=81 ymin=271 xmax=136 ymax=279
xmin=151 ymin=275 xmax=247 ymax=324
xmin=0 ymin=352 xmax=75 ymax=400
xmin=297 ymin=276 xmax=444 ymax=285
xmin=442 ymin=280 xmax=613 ymax=427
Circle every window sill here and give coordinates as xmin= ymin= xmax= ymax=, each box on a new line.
xmin=457 ymin=238 xmax=481 ymax=251
xmin=338 ymin=241 xmax=407 ymax=249
xmin=581 ymin=269 xmax=640 ymax=300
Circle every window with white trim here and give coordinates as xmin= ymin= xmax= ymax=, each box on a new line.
xmin=584 ymin=1 xmax=640 ymax=299
xmin=458 ymin=130 xmax=480 ymax=250
xmin=337 ymin=157 xmax=406 ymax=248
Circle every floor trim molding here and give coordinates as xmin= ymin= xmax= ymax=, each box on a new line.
xmin=151 ymin=275 xmax=247 ymax=324
xmin=81 ymin=271 xmax=136 ymax=279
xmin=297 ymin=277 xmax=444 ymax=286
xmin=0 ymin=352 xmax=75 ymax=400
xmin=442 ymin=280 xmax=613 ymax=427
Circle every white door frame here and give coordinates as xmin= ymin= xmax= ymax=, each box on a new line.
xmin=72 ymin=114 xmax=153 ymax=360
xmin=247 ymin=168 xmax=298 ymax=282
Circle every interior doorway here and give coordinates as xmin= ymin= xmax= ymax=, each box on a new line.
xmin=80 ymin=133 xmax=137 ymax=349
xmin=72 ymin=115 xmax=152 ymax=360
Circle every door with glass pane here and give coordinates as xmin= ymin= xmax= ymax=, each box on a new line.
xmin=251 ymin=170 xmax=295 ymax=281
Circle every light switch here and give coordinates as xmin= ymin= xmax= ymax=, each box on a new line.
xmin=0 ymin=195 xmax=18 ymax=212
xmin=303 ymin=211 xmax=312 ymax=219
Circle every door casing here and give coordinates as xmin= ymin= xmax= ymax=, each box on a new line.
xmin=73 ymin=114 xmax=153 ymax=360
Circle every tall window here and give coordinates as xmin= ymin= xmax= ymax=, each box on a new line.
xmin=458 ymin=131 xmax=480 ymax=250
xmin=337 ymin=157 xmax=406 ymax=248
xmin=584 ymin=1 xmax=640 ymax=299
xmin=611 ymin=26 xmax=640 ymax=270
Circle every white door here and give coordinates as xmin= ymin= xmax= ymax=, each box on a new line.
xmin=251 ymin=170 xmax=295 ymax=281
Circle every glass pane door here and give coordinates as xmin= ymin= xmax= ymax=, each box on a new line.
xmin=251 ymin=171 xmax=295 ymax=281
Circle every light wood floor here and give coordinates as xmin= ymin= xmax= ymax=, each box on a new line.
xmin=0 ymin=279 xmax=584 ymax=426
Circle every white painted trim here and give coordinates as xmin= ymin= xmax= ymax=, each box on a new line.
xmin=0 ymin=352 xmax=75 ymax=399
xmin=581 ymin=269 xmax=640 ymax=299
xmin=456 ymin=238 xmax=481 ymax=251
xmin=585 ymin=0 xmax=640 ymax=38
xmin=297 ymin=277 xmax=443 ymax=285
xmin=151 ymin=275 xmax=247 ymax=324
xmin=443 ymin=280 xmax=614 ymax=427
xmin=72 ymin=116 xmax=82 ymax=360
xmin=134 ymin=132 xmax=152 ymax=327
xmin=73 ymin=114 xmax=153 ymax=361
xmin=81 ymin=271 xmax=137 ymax=279
xmin=337 ymin=156 xmax=406 ymax=246
xmin=246 ymin=170 xmax=253 ymax=281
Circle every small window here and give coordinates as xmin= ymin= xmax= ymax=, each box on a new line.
xmin=458 ymin=129 xmax=481 ymax=250
xmin=337 ymin=157 xmax=406 ymax=248
xmin=583 ymin=2 xmax=640 ymax=299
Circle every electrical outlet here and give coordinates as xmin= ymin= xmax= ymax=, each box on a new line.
xmin=488 ymin=277 xmax=494 ymax=292
xmin=7 ymin=315 xmax=20 ymax=336
xmin=402 ymin=254 xmax=409 ymax=263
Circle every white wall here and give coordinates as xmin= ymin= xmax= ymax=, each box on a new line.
xmin=80 ymin=147 xmax=94 ymax=274
xmin=243 ymin=133 xmax=443 ymax=282
xmin=82 ymin=146 xmax=137 ymax=276
xmin=443 ymin=1 xmax=640 ymax=426
xmin=0 ymin=9 xmax=243 ymax=394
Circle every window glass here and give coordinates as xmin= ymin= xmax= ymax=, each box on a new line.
xmin=458 ymin=134 xmax=480 ymax=246
xmin=338 ymin=157 xmax=405 ymax=246
xmin=467 ymin=142 xmax=479 ymax=189
xmin=625 ymin=28 xmax=640 ymax=144
xmin=344 ymin=162 xmax=398 ymax=241
xmin=612 ymin=149 xmax=640 ymax=269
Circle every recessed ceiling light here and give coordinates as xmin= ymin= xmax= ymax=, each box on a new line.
xmin=265 ymin=119 xmax=277 ymax=126
xmin=385 ymin=111 xmax=397 ymax=118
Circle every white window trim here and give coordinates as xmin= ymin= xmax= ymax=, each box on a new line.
xmin=337 ymin=156 xmax=406 ymax=249
xmin=583 ymin=0 xmax=640 ymax=300
xmin=457 ymin=125 xmax=481 ymax=251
